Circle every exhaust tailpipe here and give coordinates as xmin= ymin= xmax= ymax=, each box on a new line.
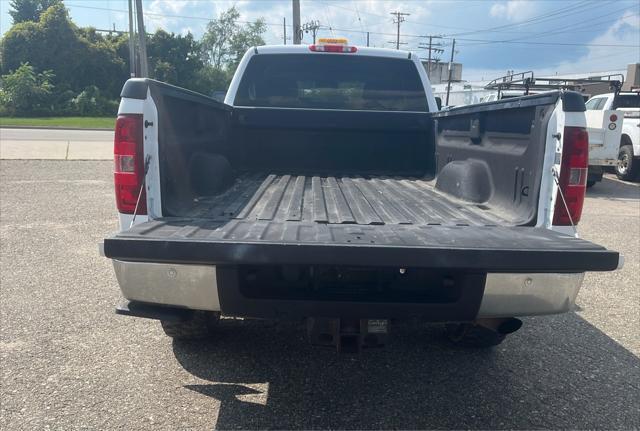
xmin=497 ymin=317 xmax=522 ymax=334
xmin=476 ymin=317 xmax=522 ymax=335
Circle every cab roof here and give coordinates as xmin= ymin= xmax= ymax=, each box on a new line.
xmin=253 ymin=44 xmax=415 ymax=59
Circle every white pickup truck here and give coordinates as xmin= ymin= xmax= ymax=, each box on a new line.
xmin=101 ymin=40 xmax=620 ymax=351
xmin=585 ymin=91 xmax=640 ymax=181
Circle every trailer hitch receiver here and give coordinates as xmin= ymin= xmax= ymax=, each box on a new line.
xmin=307 ymin=318 xmax=389 ymax=353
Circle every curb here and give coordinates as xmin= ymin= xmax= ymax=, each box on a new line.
xmin=0 ymin=125 xmax=112 ymax=131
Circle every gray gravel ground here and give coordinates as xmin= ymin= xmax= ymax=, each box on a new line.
xmin=1 ymin=160 xmax=638 ymax=430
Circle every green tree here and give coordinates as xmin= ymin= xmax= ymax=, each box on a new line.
xmin=200 ymin=6 xmax=266 ymax=72
xmin=8 ymin=0 xmax=62 ymax=24
xmin=229 ymin=19 xmax=266 ymax=70
xmin=147 ymin=30 xmax=203 ymax=89
xmin=191 ymin=66 xmax=231 ymax=95
xmin=0 ymin=62 xmax=54 ymax=115
xmin=1 ymin=3 xmax=126 ymax=99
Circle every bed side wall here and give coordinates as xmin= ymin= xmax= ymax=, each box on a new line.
xmin=434 ymin=93 xmax=559 ymax=225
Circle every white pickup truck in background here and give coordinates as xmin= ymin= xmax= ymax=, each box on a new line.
xmin=585 ymin=91 xmax=640 ymax=182
xmin=583 ymin=99 xmax=623 ymax=187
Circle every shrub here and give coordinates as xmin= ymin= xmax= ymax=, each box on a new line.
xmin=0 ymin=62 xmax=54 ymax=116
xmin=70 ymin=85 xmax=117 ymax=116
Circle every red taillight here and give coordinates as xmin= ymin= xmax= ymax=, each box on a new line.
xmin=309 ymin=44 xmax=357 ymax=53
xmin=553 ymin=126 xmax=588 ymax=226
xmin=114 ymin=114 xmax=146 ymax=214
xmin=609 ymin=113 xmax=618 ymax=122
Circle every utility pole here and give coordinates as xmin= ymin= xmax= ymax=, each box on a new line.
xmin=418 ymin=35 xmax=443 ymax=80
xmin=302 ymin=20 xmax=321 ymax=44
xmin=366 ymin=31 xmax=369 ymax=47
xmin=127 ymin=0 xmax=136 ymax=77
xmin=292 ymin=0 xmax=301 ymax=44
xmin=445 ymin=39 xmax=456 ymax=106
xmin=134 ymin=0 xmax=149 ymax=77
xmin=427 ymin=36 xmax=432 ymax=71
xmin=390 ymin=11 xmax=409 ymax=49
xmin=283 ymin=17 xmax=287 ymax=44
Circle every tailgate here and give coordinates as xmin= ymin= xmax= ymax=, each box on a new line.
xmin=103 ymin=218 xmax=618 ymax=272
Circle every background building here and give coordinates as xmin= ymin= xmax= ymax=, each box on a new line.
xmin=422 ymin=61 xmax=462 ymax=85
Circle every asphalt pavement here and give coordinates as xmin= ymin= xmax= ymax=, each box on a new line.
xmin=0 ymin=160 xmax=639 ymax=430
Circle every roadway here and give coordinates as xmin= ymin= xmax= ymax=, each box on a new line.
xmin=0 ymin=128 xmax=113 ymax=159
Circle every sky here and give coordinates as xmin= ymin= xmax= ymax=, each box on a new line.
xmin=1 ymin=0 xmax=639 ymax=81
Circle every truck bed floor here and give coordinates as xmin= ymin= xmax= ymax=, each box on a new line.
xmin=186 ymin=172 xmax=506 ymax=227
xmin=108 ymin=175 xmax=620 ymax=272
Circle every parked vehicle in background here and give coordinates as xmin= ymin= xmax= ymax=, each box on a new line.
xmin=585 ymin=91 xmax=640 ymax=181
xmin=583 ymin=97 xmax=623 ymax=187
xmin=482 ymin=72 xmax=630 ymax=187
xmin=101 ymin=40 xmax=620 ymax=352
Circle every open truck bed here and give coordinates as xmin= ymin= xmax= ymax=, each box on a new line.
xmin=105 ymin=81 xmax=619 ymax=273
xmin=104 ymin=173 xmax=617 ymax=272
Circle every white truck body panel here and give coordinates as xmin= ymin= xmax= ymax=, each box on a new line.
xmin=586 ymin=92 xmax=640 ymax=155
xmin=621 ymin=110 xmax=640 ymax=153
xmin=585 ymin=109 xmax=623 ymax=166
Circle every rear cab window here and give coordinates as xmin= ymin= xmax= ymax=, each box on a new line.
xmin=234 ymin=54 xmax=428 ymax=112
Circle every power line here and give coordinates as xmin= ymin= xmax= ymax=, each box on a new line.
xmin=321 ymin=24 xmax=638 ymax=48
xmin=65 ymin=0 xmax=634 ymax=42
xmin=64 ymin=3 xmax=285 ymax=27
xmin=459 ymin=5 xmax=636 ymax=46
xmin=454 ymin=37 xmax=638 ymax=48
xmin=314 ymin=0 xmax=612 ymax=38
xmin=64 ymin=2 xmax=640 ymax=49
xmin=446 ymin=0 xmax=596 ymax=36
xmin=353 ymin=2 xmax=368 ymax=46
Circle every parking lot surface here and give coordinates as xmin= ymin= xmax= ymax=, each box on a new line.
xmin=1 ymin=160 xmax=639 ymax=430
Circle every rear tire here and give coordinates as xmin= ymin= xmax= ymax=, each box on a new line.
xmin=445 ymin=323 xmax=506 ymax=348
xmin=586 ymin=180 xmax=596 ymax=188
xmin=161 ymin=311 xmax=220 ymax=339
xmin=616 ymin=144 xmax=638 ymax=181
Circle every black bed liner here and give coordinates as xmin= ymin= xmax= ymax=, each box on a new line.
xmin=184 ymin=173 xmax=504 ymax=226
xmin=106 ymin=173 xmax=618 ymax=272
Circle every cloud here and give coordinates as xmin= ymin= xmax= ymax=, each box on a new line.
xmin=552 ymin=10 xmax=640 ymax=75
xmin=464 ymin=10 xmax=640 ymax=82
xmin=490 ymin=1 xmax=536 ymax=21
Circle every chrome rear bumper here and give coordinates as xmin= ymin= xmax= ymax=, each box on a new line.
xmin=110 ymin=259 xmax=585 ymax=318
xmin=112 ymin=260 xmax=220 ymax=311
xmin=477 ymin=273 xmax=584 ymax=317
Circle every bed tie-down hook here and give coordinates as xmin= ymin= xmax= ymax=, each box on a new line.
xmin=130 ymin=154 xmax=152 ymax=228
xmin=551 ymin=166 xmax=578 ymax=236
